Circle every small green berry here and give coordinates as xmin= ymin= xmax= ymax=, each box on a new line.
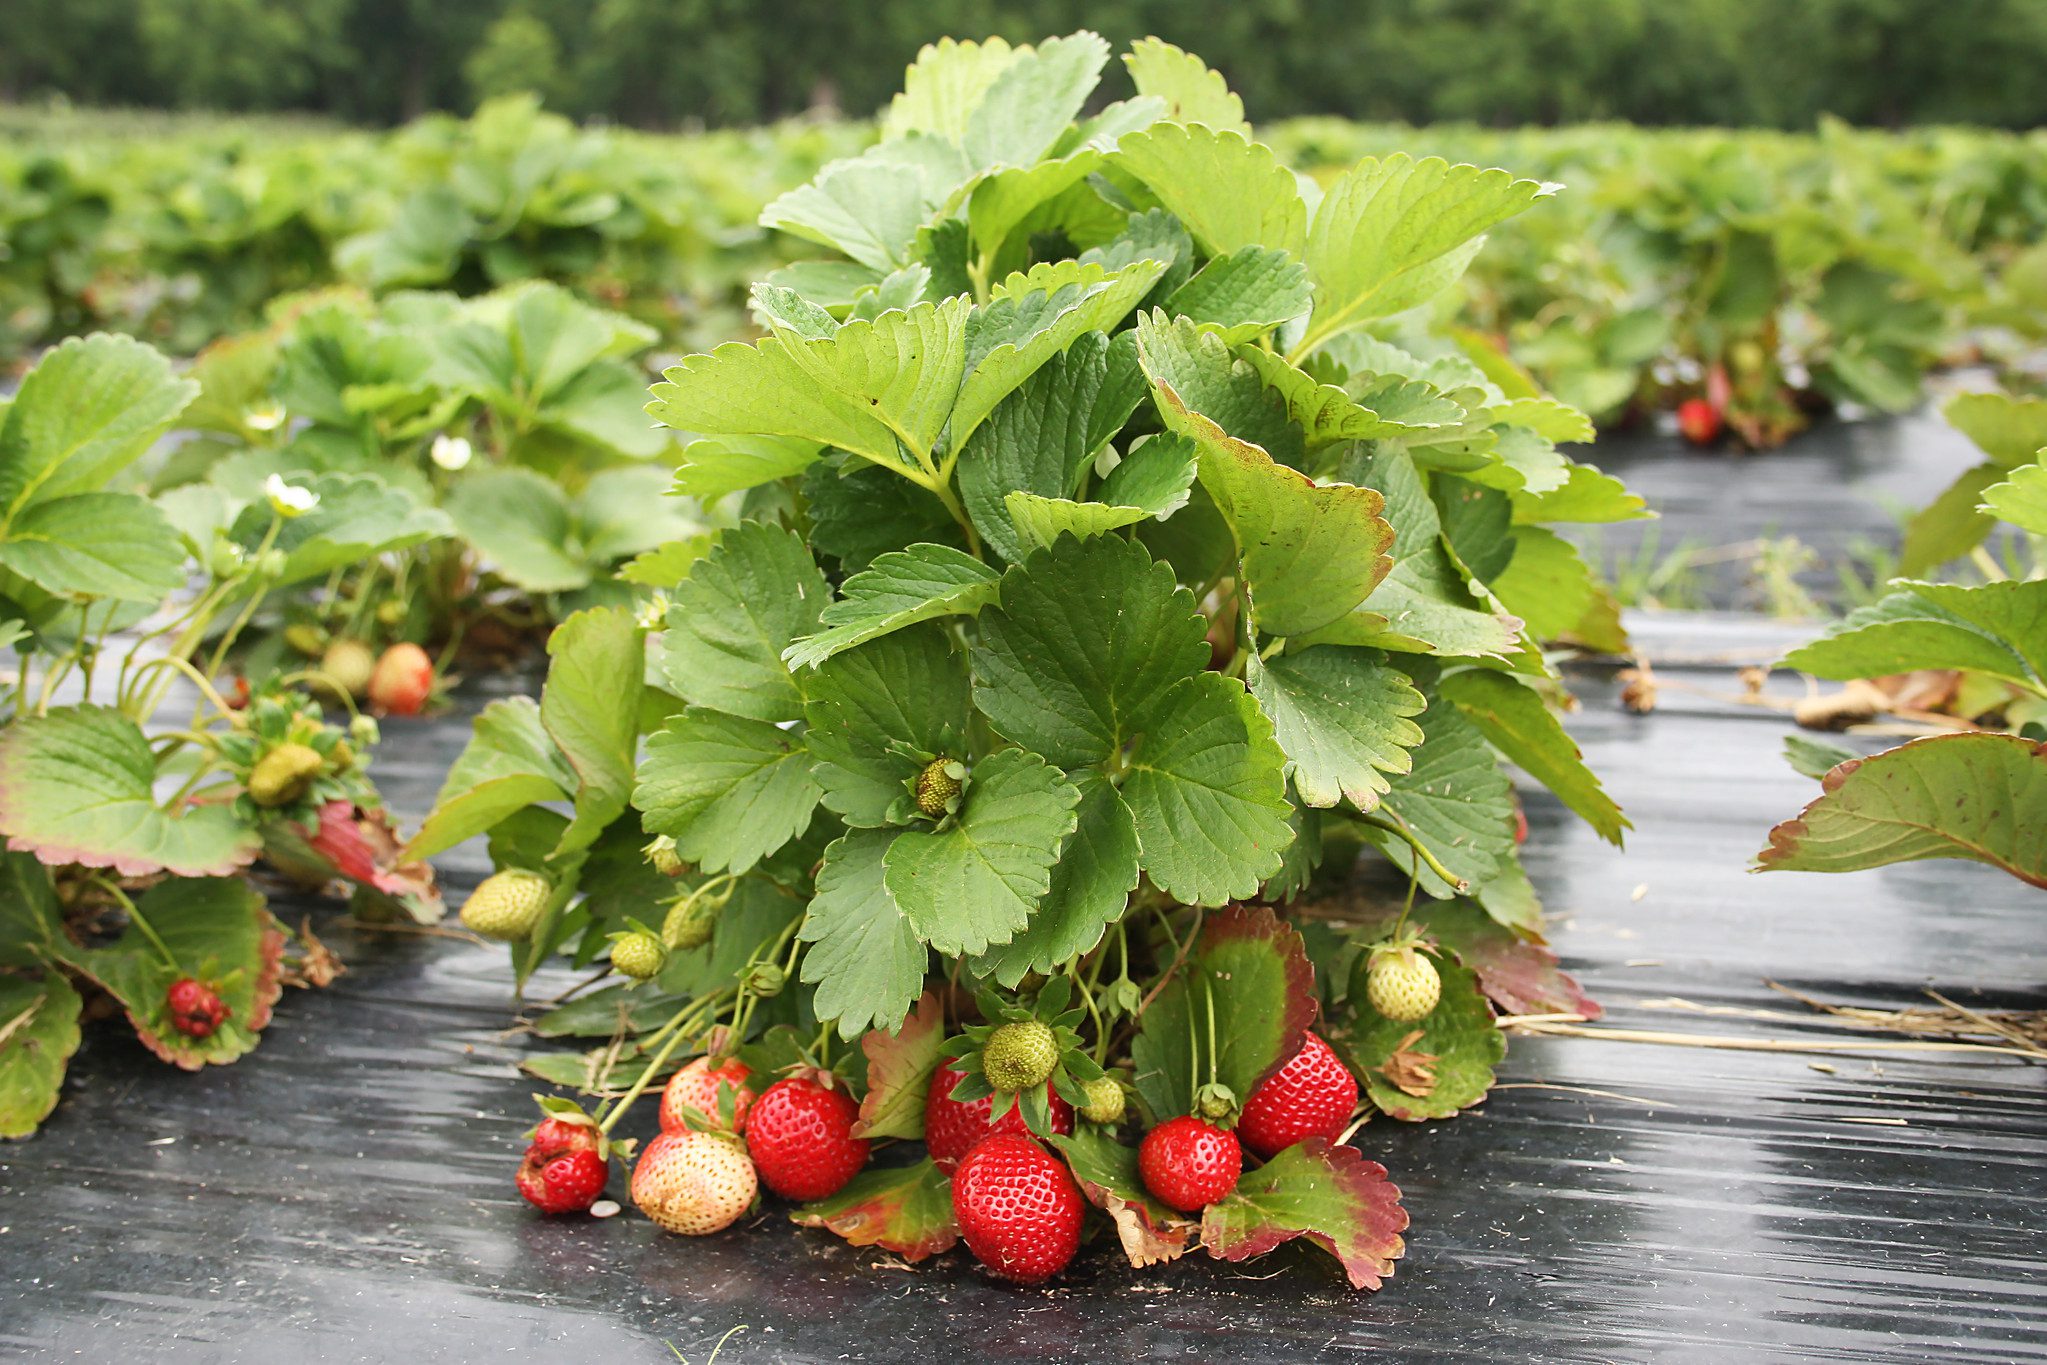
xmin=662 ymin=894 xmax=718 ymax=951
xmin=913 ymin=757 xmax=965 ymax=818
xmin=612 ymin=932 xmax=667 ymax=981
xmin=982 ymin=1020 xmax=1059 ymax=1093
xmin=1079 ymin=1076 xmax=1126 ymax=1125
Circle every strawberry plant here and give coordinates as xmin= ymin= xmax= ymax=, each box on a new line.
xmin=0 ymin=333 xmax=446 ymax=1138
xmin=417 ymin=32 xmax=1635 ymax=1288
xmin=1760 ymin=390 xmax=2046 ymax=887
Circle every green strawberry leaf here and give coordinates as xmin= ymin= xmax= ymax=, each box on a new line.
xmin=960 ymin=30 xmax=1108 ymax=171
xmin=1121 ymin=37 xmax=1248 ymax=133
xmin=1054 ymin=1125 xmax=1199 ymax=1267
xmin=1131 ymin=902 xmax=1316 ymax=1123
xmin=0 ymin=333 xmax=196 ymax=523
xmin=976 ymin=770 xmax=1141 ymax=987
xmin=231 ymin=473 xmax=451 ymax=588
xmin=1122 ymin=673 xmax=1296 ymax=905
xmin=854 ymin=989 xmax=946 ymax=1139
xmin=760 ymin=155 xmax=937 ymax=274
xmin=60 ymin=877 xmax=286 ymax=1070
xmin=672 ymin=434 xmax=824 ymax=500
xmin=791 ymin=1157 xmax=958 ymax=1263
xmin=805 ymin=623 xmax=971 ymax=828
xmin=1363 ymin=706 xmax=1515 ymax=898
xmin=1334 ymin=953 xmax=1503 ymax=1121
xmin=882 ymin=36 xmax=1021 ymax=142
xmin=1780 ymin=580 xmax=2047 ymax=694
xmin=1438 ymin=669 xmax=1629 ymax=845
xmin=1201 ymin=1139 xmax=1408 ymax=1290
xmin=1001 ymin=432 xmax=1201 ymax=555
xmin=882 ymin=749 xmax=1080 ymax=956
xmin=1113 ymin=123 xmax=1306 ymax=258
xmin=972 ymin=532 xmax=1210 ymax=768
xmin=783 ymin=543 xmax=1000 ymax=671
xmin=1489 ymin=525 xmax=1604 ymax=644
xmin=0 ymin=853 xmax=66 ymax=969
xmin=1756 ymin=733 xmax=2047 ymax=887
xmin=541 ymin=606 xmax=645 ymax=859
xmin=404 ymin=698 xmax=574 ymax=861
xmin=0 ymin=970 xmax=82 ymax=1138
xmin=1164 ymin=246 xmax=1312 ymax=342
xmin=1943 ymin=391 xmax=2047 ymax=468
xmin=1247 ymin=646 xmax=1426 ymax=811
xmin=805 ymin=456 xmax=968 ymax=575
xmin=635 ymin=710 xmax=821 ymax=876
xmin=447 ymin=466 xmax=589 ymax=593
xmin=1981 ymin=461 xmax=2047 ymax=535
xmin=0 ymin=492 xmax=187 ymax=603
xmin=0 ymin=705 xmax=261 ymax=878
xmin=799 ymin=829 xmax=929 ymax=1037
xmin=658 ymin=521 xmax=827 ymax=724
xmin=1510 ymin=463 xmax=1650 ymax=524
xmin=1233 ymin=345 xmax=1466 ymax=447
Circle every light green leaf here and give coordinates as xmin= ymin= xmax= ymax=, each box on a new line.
xmin=235 ymin=473 xmax=451 ymax=588
xmin=800 ymin=829 xmax=929 ymax=1037
xmin=1509 ymin=463 xmax=1650 ymax=524
xmin=658 ymin=521 xmax=828 ymax=723
xmin=1781 ymin=580 xmax=2047 ymax=694
xmin=576 ymin=465 xmax=701 ymax=565
xmin=882 ymin=36 xmax=1021 ymax=144
xmin=1114 ymin=124 xmax=1306 ymax=258
xmin=1899 ymin=462 xmax=2005 ymax=575
xmin=0 ymin=492 xmax=186 ymax=602
xmin=1364 ymin=706 xmax=1515 ymax=898
xmin=0 ymin=705 xmax=260 ymax=878
xmin=1247 ymin=646 xmax=1425 ymax=810
xmin=0 ymin=334 xmax=197 ymax=525
xmin=1164 ymin=247 xmax=1312 ymax=342
xmin=541 ymin=607 xmax=645 ymax=858
xmin=1757 ymin=733 xmax=2047 ymax=888
xmin=404 ymin=698 xmax=573 ymax=861
xmin=1003 ymin=493 xmax=1150 ymax=550
xmin=1981 ymin=461 xmax=2047 ymax=535
xmin=1001 ymin=434 xmax=1199 ymax=552
xmin=977 ymin=771 xmax=1141 ymax=987
xmin=448 ymin=467 xmax=588 ymax=593
xmin=784 ymin=543 xmax=1000 ymax=671
xmin=760 ymin=157 xmax=936 ymax=274
xmin=1943 ymin=391 xmax=2047 ymax=468
xmin=960 ymin=151 xmax=1104 ymax=260
xmin=961 ymin=30 xmax=1109 ymax=171
xmin=0 ymin=970 xmax=82 ymax=1138
xmin=1438 ymin=669 xmax=1629 ymax=844
xmin=635 ymin=710 xmax=820 ymax=875
xmin=1492 ymin=396 xmax=1595 ymax=445
xmin=882 ymin=749 xmax=1080 ymax=955
xmin=672 ymin=434 xmax=824 ymax=500
xmin=1296 ymin=155 xmax=1553 ymax=358
xmin=1488 ymin=525 xmax=1598 ymax=643
xmin=1122 ymin=673 xmax=1295 ymax=905
xmin=1233 ymin=345 xmax=1465 ymax=447
xmin=1122 ymin=37 xmax=1248 ymax=134
xmin=805 ymin=623 xmax=971 ymax=828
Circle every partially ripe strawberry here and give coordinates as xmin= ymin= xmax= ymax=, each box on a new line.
xmin=1238 ymin=1032 xmax=1358 ymax=1158
xmin=1676 ymin=397 xmax=1723 ymax=446
xmin=925 ymin=1060 xmax=1074 ymax=1171
xmin=166 ymin=977 xmax=230 ymax=1039
xmin=517 ymin=1145 xmax=607 ymax=1215
xmin=368 ymin=642 xmax=433 ymax=716
xmin=745 ymin=1075 xmax=869 ymax=1201
xmin=529 ymin=1114 xmax=600 ymax=1155
xmin=951 ymin=1135 xmax=1085 ymax=1284
xmin=1138 ymin=1116 xmax=1241 ymax=1213
xmin=632 ymin=1130 xmax=757 ymax=1235
xmin=661 ymin=1055 xmax=756 ymax=1134
xmin=460 ymin=868 xmax=551 ymax=941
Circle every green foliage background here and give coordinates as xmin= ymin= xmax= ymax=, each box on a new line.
xmin=4 ymin=0 xmax=2046 ymax=130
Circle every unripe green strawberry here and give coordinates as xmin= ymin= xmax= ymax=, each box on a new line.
xmin=644 ymin=835 xmax=685 ymax=878
xmin=1195 ymin=1081 xmax=1240 ymax=1124
xmin=1366 ymin=944 xmax=1441 ymax=1023
xmin=913 ymin=757 xmax=965 ymax=818
xmin=662 ymin=894 xmax=717 ymax=950
xmin=982 ymin=1020 xmax=1058 ymax=1093
xmin=248 ymin=742 xmax=323 ymax=807
xmin=461 ymin=869 xmax=551 ymax=941
xmin=612 ymin=932 xmax=666 ymax=981
xmin=1079 ymin=1076 xmax=1126 ymax=1125
xmin=741 ymin=962 xmax=786 ymax=998
xmin=319 ymin=637 xmax=376 ymax=699
xmin=283 ymin=623 xmax=328 ymax=658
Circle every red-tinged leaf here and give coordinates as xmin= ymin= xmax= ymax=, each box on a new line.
xmin=262 ymin=800 xmax=443 ymax=924
xmin=1131 ymin=902 xmax=1317 ymax=1123
xmin=791 ymin=1158 xmax=958 ymax=1262
xmin=855 ymin=990 xmax=945 ymax=1140
xmin=1054 ymin=1126 xmax=1198 ymax=1268
xmin=1334 ymin=954 xmax=1503 ymax=1122
xmin=57 ymin=878 xmax=286 ymax=1070
xmin=1339 ymin=895 xmax=1599 ymax=1020
xmin=1201 ymin=1138 xmax=1408 ymax=1290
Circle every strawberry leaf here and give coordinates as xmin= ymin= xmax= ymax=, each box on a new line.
xmin=264 ymin=800 xmax=442 ymax=924
xmin=0 ymin=969 xmax=83 ymax=1138
xmin=0 ymin=705 xmax=261 ymax=878
xmin=1756 ymin=733 xmax=2047 ymax=888
xmin=1121 ymin=37 xmax=1247 ymax=134
xmin=855 ymin=990 xmax=946 ymax=1139
xmin=1112 ymin=123 xmax=1306 ymax=258
xmin=634 ymin=709 xmax=821 ymax=875
xmin=1361 ymin=705 xmax=1515 ymax=898
xmin=1980 ymin=460 xmax=2047 ymax=536
xmin=658 ymin=521 xmax=829 ymax=724
xmin=403 ymin=698 xmax=574 ymax=861
xmin=1778 ymin=580 xmax=2047 ymax=695
xmin=975 ymin=771 xmax=1140 ymax=988
xmin=1334 ymin=953 xmax=1503 ymax=1121
xmin=1201 ymin=1139 xmax=1408 ymax=1290
xmin=782 ymin=543 xmax=1000 ymax=672
xmin=1438 ymin=668 xmax=1629 ymax=845
xmin=804 ymin=623 xmax=971 ymax=828
xmin=541 ymin=606 xmax=645 ymax=859
xmin=1131 ymin=903 xmax=1316 ymax=1123
xmin=1055 ymin=1125 xmax=1198 ymax=1267
xmin=1247 ymin=645 xmax=1426 ymax=811
xmin=791 ymin=1157 xmax=959 ymax=1262
xmin=799 ymin=830 xmax=929 ymax=1038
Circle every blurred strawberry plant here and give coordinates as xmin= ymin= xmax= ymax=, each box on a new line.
xmin=0 ymin=334 xmax=446 ymax=1138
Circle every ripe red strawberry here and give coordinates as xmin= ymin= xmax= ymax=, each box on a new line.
xmin=1138 ymin=1116 xmax=1242 ymax=1213
xmin=1237 ymin=1032 xmax=1359 ymax=1159
xmin=632 ymin=1130 xmax=757 ymax=1235
xmin=529 ymin=1114 xmax=600 ymax=1156
xmin=1676 ymin=397 xmax=1723 ymax=446
xmin=166 ymin=977 xmax=229 ymax=1039
xmin=660 ymin=1055 xmax=756 ymax=1134
xmin=745 ymin=1075 xmax=869 ymax=1201
xmin=368 ymin=642 xmax=433 ymax=716
xmin=924 ymin=1060 xmax=1074 ymax=1171
xmin=951 ymin=1135 xmax=1085 ymax=1284
xmin=517 ymin=1145 xmax=607 ymax=1215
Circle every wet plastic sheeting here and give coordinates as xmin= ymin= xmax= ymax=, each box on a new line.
xmin=4 ymin=652 xmax=2044 ymax=1357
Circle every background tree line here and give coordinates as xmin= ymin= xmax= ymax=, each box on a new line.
xmin=5 ymin=0 xmax=2045 ymax=129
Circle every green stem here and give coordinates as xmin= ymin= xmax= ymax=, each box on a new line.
xmin=93 ymin=878 xmax=180 ymax=973
xmin=1359 ymin=810 xmax=1466 ymax=895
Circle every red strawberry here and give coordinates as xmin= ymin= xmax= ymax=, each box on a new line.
xmin=1676 ymin=397 xmax=1723 ymax=446
xmin=951 ymin=1135 xmax=1085 ymax=1284
xmin=517 ymin=1145 xmax=608 ymax=1215
xmin=1237 ymin=1032 xmax=1359 ymax=1159
xmin=529 ymin=1114 xmax=600 ymax=1156
xmin=1138 ymin=1116 xmax=1242 ymax=1213
xmin=166 ymin=977 xmax=229 ymax=1039
xmin=660 ymin=1055 xmax=756 ymax=1134
xmin=368 ymin=642 xmax=433 ymax=716
xmin=924 ymin=1060 xmax=1074 ymax=1171
xmin=745 ymin=1075 xmax=869 ymax=1201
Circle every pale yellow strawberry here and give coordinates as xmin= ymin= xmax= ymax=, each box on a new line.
xmin=631 ymin=1130 xmax=757 ymax=1235
xmin=1366 ymin=944 xmax=1442 ymax=1023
